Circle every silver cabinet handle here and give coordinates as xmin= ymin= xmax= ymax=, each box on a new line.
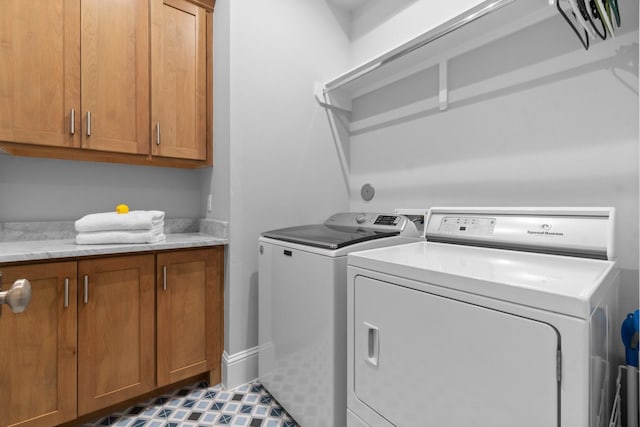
xmin=0 ymin=279 xmax=32 ymax=315
xmin=83 ymin=275 xmax=89 ymax=304
xmin=162 ymin=266 xmax=167 ymax=291
xmin=64 ymin=278 xmax=69 ymax=308
xmin=87 ymin=112 xmax=91 ymax=137
xmin=70 ymin=109 xmax=75 ymax=135
xmin=156 ymin=122 xmax=160 ymax=145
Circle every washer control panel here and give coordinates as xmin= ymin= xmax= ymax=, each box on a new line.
xmin=438 ymin=217 xmax=496 ymax=236
xmin=374 ymin=215 xmax=401 ymax=226
xmin=324 ymin=212 xmax=420 ymax=236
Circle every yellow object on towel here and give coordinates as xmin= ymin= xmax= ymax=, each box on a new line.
xmin=116 ymin=204 xmax=129 ymax=214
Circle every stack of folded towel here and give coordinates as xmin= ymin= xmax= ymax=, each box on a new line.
xmin=75 ymin=210 xmax=166 ymax=245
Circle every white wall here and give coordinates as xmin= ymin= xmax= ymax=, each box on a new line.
xmin=0 ymin=155 xmax=202 ymax=221
xmin=348 ymin=2 xmax=639 ymax=344
xmin=205 ymin=0 xmax=231 ymax=223
xmin=209 ymin=0 xmax=350 ymax=380
xmin=349 ymin=0 xmax=485 ymax=66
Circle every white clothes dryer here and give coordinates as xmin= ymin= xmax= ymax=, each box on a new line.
xmin=347 ymin=207 xmax=619 ymax=427
xmin=258 ymin=212 xmax=422 ymax=427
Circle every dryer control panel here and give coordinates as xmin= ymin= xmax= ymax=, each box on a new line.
xmin=438 ymin=217 xmax=496 ymax=236
xmin=426 ymin=207 xmax=615 ymax=260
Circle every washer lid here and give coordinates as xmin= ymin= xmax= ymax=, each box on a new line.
xmin=261 ymin=224 xmax=400 ymax=250
xmin=348 ymin=241 xmax=616 ymax=319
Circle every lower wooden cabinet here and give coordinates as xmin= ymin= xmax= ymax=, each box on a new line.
xmin=77 ymin=254 xmax=156 ymax=415
xmin=0 ymin=262 xmax=77 ymax=427
xmin=157 ymin=247 xmax=223 ymax=386
xmin=0 ymin=246 xmax=224 ymax=426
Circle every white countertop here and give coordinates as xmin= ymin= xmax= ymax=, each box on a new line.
xmin=0 ymin=233 xmax=228 ymax=263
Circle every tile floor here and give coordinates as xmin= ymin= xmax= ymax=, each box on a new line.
xmin=83 ymin=381 xmax=299 ymax=427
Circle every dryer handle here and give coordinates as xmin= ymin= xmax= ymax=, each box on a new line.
xmin=364 ymin=322 xmax=379 ymax=367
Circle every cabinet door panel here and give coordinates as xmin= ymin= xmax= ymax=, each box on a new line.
xmin=151 ymin=0 xmax=207 ymax=160
xmin=81 ymin=0 xmax=149 ymax=154
xmin=0 ymin=0 xmax=80 ymax=148
xmin=77 ymin=255 xmax=155 ymax=415
xmin=157 ymin=248 xmax=222 ymax=386
xmin=0 ymin=262 xmax=77 ymax=427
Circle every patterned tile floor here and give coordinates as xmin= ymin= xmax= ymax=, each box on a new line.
xmin=83 ymin=381 xmax=299 ymax=427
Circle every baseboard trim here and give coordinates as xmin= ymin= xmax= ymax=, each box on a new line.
xmin=222 ymin=346 xmax=259 ymax=389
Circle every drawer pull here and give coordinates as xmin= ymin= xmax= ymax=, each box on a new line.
xmin=163 ymin=266 xmax=167 ymax=291
xmin=64 ymin=278 xmax=69 ymax=308
xmin=83 ymin=275 xmax=89 ymax=304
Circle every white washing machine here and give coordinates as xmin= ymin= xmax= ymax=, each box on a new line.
xmin=258 ymin=212 xmax=422 ymax=427
xmin=347 ymin=207 xmax=619 ymax=427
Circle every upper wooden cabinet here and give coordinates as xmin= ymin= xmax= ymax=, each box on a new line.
xmin=151 ymin=0 xmax=207 ymax=161
xmin=186 ymin=0 xmax=214 ymax=10
xmin=0 ymin=0 xmax=149 ymax=155
xmin=0 ymin=0 xmax=80 ymax=149
xmin=0 ymin=0 xmax=213 ymax=167
xmin=81 ymin=0 xmax=150 ymax=155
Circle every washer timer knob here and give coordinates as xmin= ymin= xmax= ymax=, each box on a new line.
xmin=355 ymin=214 xmax=367 ymax=224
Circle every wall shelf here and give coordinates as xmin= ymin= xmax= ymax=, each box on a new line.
xmin=315 ymin=0 xmax=640 ymax=196
xmin=317 ymin=0 xmax=555 ymax=103
xmin=315 ymin=0 xmax=560 ymax=193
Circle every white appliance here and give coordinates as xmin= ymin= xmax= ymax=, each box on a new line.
xmin=347 ymin=207 xmax=619 ymax=427
xmin=258 ymin=212 xmax=422 ymax=427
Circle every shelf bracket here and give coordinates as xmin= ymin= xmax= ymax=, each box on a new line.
xmin=314 ymin=83 xmax=352 ymax=115
xmin=313 ymin=82 xmax=351 ymax=196
xmin=439 ymin=61 xmax=448 ymax=111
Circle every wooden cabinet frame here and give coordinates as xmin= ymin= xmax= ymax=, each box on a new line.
xmin=157 ymin=247 xmax=223 ymax=386
xmin=0 ymin=262 xmax=77 ymax=427
xmin=0 ymin=245 xmax=224 ymax=426
xmin=0 ymin=0 xmax=214 ymax=168
xmin=77 ymin=254 xmax=156 ymax=415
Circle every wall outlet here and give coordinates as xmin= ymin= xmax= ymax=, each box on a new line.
xmin=207 ymin=194 xmax=213 ymax=213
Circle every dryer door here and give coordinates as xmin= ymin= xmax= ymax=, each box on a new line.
xmin=353 ymin=276 xmax=559 ymax=427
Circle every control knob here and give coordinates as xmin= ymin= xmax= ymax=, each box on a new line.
xmin=355 ymin=214 xmax=367 ymax=224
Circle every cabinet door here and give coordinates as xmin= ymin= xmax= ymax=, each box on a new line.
xmin=0 ymin=0 xmax=80 ymax=148
xmin=156 ymin=247 xmax=223 ymax=386
xmin=81 ymin=0 xmax=149 ymax=154
xmin=151 ymin=0 xmax=207 ymax=160
xmin=77 ymin=255 xmax=155 ymax=415
xmin=0 ymin=262 xmax=77 ymax=427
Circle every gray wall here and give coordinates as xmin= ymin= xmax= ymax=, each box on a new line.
xmin=209 ymin=0 xmax=351 ymax=357
xmin=0 ymin=155 xmax=203 ymax=221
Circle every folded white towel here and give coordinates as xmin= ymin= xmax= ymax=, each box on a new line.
xmin=75 ymin=227 xmax=166 ymax=245
xmin=75 ymin=210 xmax=165 ymax=232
